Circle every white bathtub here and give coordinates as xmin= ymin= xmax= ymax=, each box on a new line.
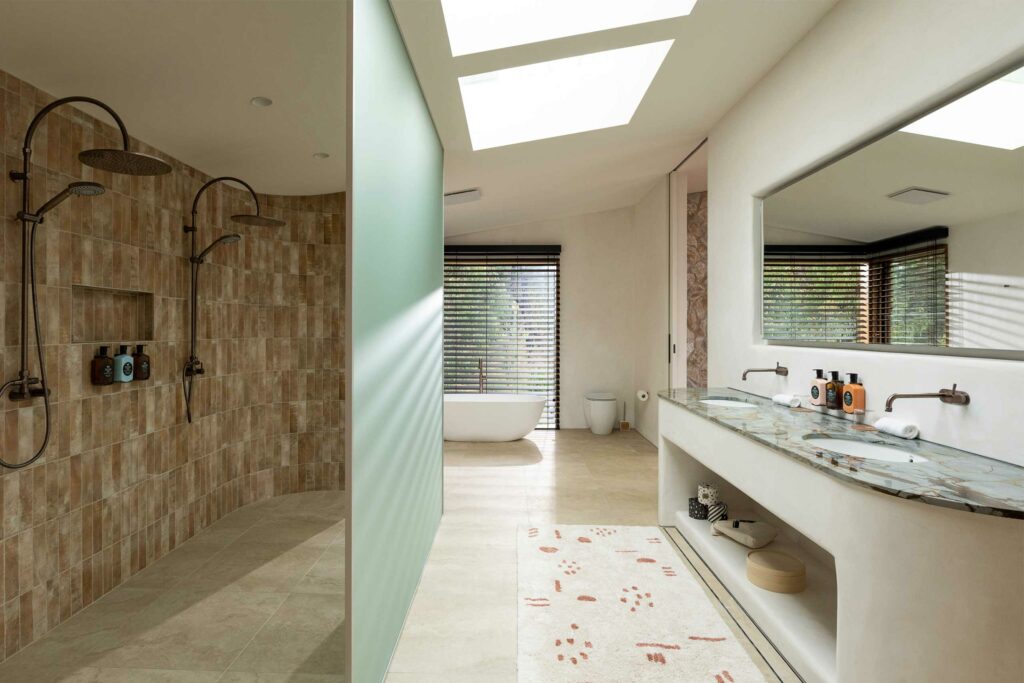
xmin=443 ymin=393 xmax=546 ymax=442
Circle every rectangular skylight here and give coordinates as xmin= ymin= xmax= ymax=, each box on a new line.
xmin=901 ymin=67 xmax=1024 ymax=150
xmin=458 ymin=41 xmax=674 ymax=150
xmin=441 ymin=0 xmax=697 ymax=56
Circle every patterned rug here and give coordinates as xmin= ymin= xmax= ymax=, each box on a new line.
xmin=518 ymin=525 xmax=766 ymax=682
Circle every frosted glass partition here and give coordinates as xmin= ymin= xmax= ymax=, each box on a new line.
xmin=346 ymin=0 xmax=444 ymax=680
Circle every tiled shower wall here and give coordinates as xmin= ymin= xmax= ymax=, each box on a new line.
xmin=0 ymin=70 xmax=344 ymax=660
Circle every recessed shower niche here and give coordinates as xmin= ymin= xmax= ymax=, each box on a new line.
xmin=71 ymin=284 xmax=155 ymax=343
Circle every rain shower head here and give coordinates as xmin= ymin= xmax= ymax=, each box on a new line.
xmin=194 ymin=234 xmax=241 ymax=263
xmin=30 ymin=181 xmax=106 ymax=221
xmin=79 ymin=149 xmax=171 ymax=176
xmin=231 ymin=213 xmax=286 ymax=228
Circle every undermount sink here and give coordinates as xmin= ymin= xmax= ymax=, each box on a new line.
xmin=804 ymin=437 xmax=929 ymax=464
xmin=700 ymin=398 xmax=758 ymax=409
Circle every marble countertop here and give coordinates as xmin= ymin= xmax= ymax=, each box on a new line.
xmin=659 ymin=387 xmax=1024 ymax=519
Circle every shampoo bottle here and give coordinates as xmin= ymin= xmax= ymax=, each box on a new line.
xmin=825 ymin=371 xmax=843 ymax=410
xmin=114 ymin=345 xmax=134 ymax=383
xmin=91 ymin=346 xmax=115 ymax=386
xmin=843 ymin=373 xmax=866 ymax=415
xmin=810 ymin=369 xmax=827 ymax=406
xmin=132 ymin=344 xmax=151 ymax=381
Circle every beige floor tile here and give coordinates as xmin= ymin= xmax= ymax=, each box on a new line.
xmin=228 ymin=593 xmax=345 ymax=675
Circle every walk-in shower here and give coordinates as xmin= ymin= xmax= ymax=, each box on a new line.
xmin=1 ymin=96 xmax=170 ymax=469
xmin=182 ymin=176 xmax=284 ymax=423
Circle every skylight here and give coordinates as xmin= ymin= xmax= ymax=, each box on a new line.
xmin=901 ymin=67 xmax=1024 ymax=150
xmin=458 ymin=41 xmax=674 ymax=150
xmin=441 ymin=0 xmax=697 ymax=57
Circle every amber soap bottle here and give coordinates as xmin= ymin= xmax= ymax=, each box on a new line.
xmin=843 ymin=373 xmax=866 ymax=415
xmin=825 ymin=371 xmax=844 ymax=410
xmin=810 ymin=369 xmax=827 ymax=406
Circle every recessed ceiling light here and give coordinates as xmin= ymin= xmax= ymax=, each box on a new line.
xmin=440 ymin=0 xmax=697 ymax=56
xmin=249 ymin=96 xmax=273 ymax=107
xmin=312 ymin=152 xmax=330 ymax=160
xmin=901 ymin=67 xmax=1024 ymax=149
xmin=459 ymin=40 xmax=673 ymax=151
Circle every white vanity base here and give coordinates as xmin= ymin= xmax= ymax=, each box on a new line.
xmin=659 ymin=399 xmax=1024 ymax=683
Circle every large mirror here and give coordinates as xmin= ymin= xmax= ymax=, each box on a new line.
xmin=762 ymin=65 xmax=1024 ymax=356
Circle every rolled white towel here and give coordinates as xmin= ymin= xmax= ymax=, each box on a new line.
xmin=772 ymin=393 xmax=801 ymax=408
xmin=874 ymin=417 xmax=919 ymax=439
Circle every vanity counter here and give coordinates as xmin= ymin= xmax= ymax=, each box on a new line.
xmin=659 ymin=387 xmax=1024 ymax=519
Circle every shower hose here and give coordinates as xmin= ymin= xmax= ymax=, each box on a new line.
xmin=0 ymin=221 xmax=53 ymax=469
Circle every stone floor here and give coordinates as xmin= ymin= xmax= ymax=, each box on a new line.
xmin=386 ymin=428 xmax=788 ymax=682
xmin=0 ymin=491 xmax=346 ymax=683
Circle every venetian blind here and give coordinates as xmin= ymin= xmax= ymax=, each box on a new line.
xmin=443 ymin=245 xmax=560 ymax=428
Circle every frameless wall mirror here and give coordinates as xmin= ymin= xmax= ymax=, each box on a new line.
xmin=761 ymin=64 xmax=1024 ymax=358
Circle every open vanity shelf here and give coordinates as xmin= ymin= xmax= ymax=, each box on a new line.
xmin=665 ymin=438 xmax=837 ymax=682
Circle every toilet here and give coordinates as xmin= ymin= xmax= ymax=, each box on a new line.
xmin=584 ymin=393 xmax=618 ymax=435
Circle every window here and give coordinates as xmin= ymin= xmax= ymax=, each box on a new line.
xmin=764 ymin=229 xmax=948 ymax=346
xmin=443 ymin=245 xmax=560 ymax=428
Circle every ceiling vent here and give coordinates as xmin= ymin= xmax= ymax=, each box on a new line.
xmin=444 ymin=188 xmax=482 ymax=206
xmin=887 ymin=187 xmax=950 ymax=205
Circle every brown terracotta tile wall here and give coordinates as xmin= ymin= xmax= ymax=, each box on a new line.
xmin=0 ymin=69 xmax=344 ymax=660
xmin=687 ymin=191 xmax=707 ymax=387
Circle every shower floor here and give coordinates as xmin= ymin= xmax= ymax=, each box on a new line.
xmin=0 ymin=491 xmax=346 ymax=683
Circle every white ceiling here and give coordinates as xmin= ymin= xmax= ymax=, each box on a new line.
xmin=392 ymin=0 xmax=836 ymax=236
xmin=0 ymin=0 xmax=346 ymax=196
xmin=764 ymin=131 xmax=1024 ymax=244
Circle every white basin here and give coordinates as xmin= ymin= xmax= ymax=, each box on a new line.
xmin=700 ymin=399 xmax=758 ymax=408
xmin=804 ymin=438 xmax=929 ymax=464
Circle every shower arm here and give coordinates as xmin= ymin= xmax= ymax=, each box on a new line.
xmin=184 ymin=176 xmax=264 ymax=235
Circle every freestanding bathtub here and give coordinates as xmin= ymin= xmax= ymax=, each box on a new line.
xmin=443 ymin=393 xmax=546 ymax=441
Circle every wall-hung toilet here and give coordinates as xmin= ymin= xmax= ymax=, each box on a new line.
xmin=584 ymin=393 xmax=618 ymax=435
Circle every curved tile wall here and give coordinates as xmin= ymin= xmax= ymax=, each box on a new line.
xmin=0 ymin=69 xmax=344 ymax=660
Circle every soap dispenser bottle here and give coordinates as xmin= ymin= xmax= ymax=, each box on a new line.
xmin=825 ymin=371 xmax=844 ymax=410
xmin=810 ymin=369 xmax=827 ymax=406
xmin=843 ymin=373 xmax=866 ymax=415
xmin=91 ymin=346 xmax=115 ymax=386
xmin=114 ymin=345 xmax=134 ymax=383
xmin=132 ymin=344 xmax=151 ymax=381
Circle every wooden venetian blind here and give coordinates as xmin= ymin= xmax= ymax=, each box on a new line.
xmin=764 ymin=227 xmax=949 ymax=346
xmin=443 ymin=245 xmax=560 ymax=429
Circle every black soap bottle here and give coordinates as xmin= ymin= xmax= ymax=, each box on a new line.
xmin=825 ymin=371 xmax=844 ymax=410
xmin=133 ymin=344 xmax=151 ymax=381
xmin=91 ymin=346 xmax=115 ymax=386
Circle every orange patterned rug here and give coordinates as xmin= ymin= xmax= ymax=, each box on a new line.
xmin=518 ymin=525 xmax=766 ymax=682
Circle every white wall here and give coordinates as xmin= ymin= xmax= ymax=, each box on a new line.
xmin=447 ymin=207 xmax=642 ymax=430
xmin=707 ymin=0 xmax=1024 ymax=466
xmin=632 ymin=179 xmax=670 ymax=442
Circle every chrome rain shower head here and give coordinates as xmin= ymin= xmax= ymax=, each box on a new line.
xmin=27 ymin=181 xmax=106 ymax=222
xmin=193 ymin=234 xmax=241 ymax=263
xmin=78 ymin=149 xmax=172 ymax=176
xmin=230 ymin=213 xmax=286 ymax=228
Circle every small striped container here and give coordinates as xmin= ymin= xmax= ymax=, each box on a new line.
xmin=707 ymin=502 xmax=728 ymax=523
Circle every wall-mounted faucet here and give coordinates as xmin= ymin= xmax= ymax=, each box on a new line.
xmin=885 ymin=384 xmax=970 ymax=412
xmin=742 ymin=362 xmax=789 ymax=381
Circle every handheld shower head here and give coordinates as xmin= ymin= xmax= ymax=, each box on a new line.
xmin=25 ymin=181 xmax=106 ymax=222
xmin=193 ymin=234 xmax=241 ymax=263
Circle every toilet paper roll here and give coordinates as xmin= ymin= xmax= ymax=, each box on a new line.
xmin=636 ymin=390 xmax=649 ymax=402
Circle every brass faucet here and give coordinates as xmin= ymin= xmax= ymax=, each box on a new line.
xmin=885 ymin=384 xmax=970 ymax=412
xmin=478 ymin=358 xmax=486 ymax=393
xmin=742 ymin=363 xmax=789 ymax=381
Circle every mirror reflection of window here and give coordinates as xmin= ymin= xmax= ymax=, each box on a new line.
xmin=762 ymin=65 xmax=1024 ymax=354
